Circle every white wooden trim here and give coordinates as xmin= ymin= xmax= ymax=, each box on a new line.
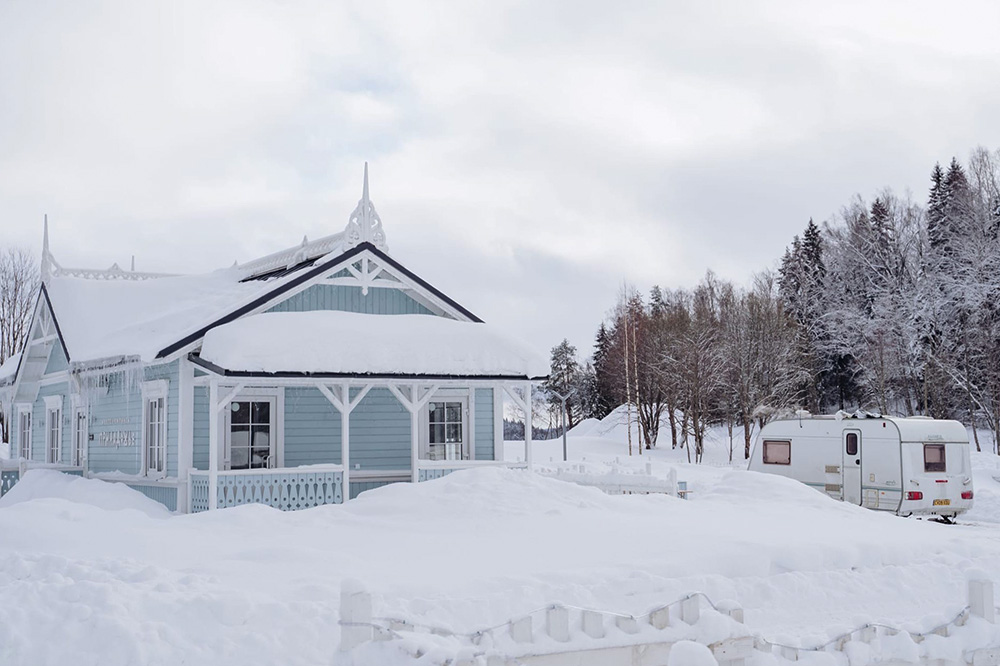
xmin=141 ymin=380 xmax=169 ymax=479
xmin=418 ymin=390 xmax=469 ymax=462
xmin=208 ymin=378 xmax=219 ymax=510
xmin=15 ymin=403 xmax=32 ymax=461
xmin=37 ymin=373 xmax=70 ymax=386
xmin=70 ymin=394 xmax=88 ymax=469
xmin=222 ymin=387 xmax=284 ymax=470
xmin=177 ymin=357 xmax=194 ymax=507
xmin=43 ymin=394 xmax=63 ymax=464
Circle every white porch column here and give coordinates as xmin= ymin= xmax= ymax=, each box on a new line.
xmin=524 ymin=381 xmax=533 ymax=470
xmin=318 ymin=383 xmax=373 ymax=502
xmin=177 ymin=358 xmax=194 ymax=512
xmin=386 ymin=383 xmax=439 ymax=483
xmin=208 ymin=377 xmax=219 ymax=511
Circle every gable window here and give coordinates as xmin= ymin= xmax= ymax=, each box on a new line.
xmin=924 ymin=443 xmax=946 ymax=473
xmin=142 ymin=381 xmax=168 ymax=477
xmin=425 ymin=398 xmax=468 ymax=461
xmin=17 ymin=405 xmax=31 ymax=460
xmin=43 ymin=395 xmax=63 ymax=464
xmin=762 ymin=439 xmax=791 ymax=465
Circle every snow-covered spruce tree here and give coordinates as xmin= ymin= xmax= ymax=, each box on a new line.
xmin=543 ymin=339 xmax=583 ymax=431
xmin=591 ymin=322 xmax=618 ymax=420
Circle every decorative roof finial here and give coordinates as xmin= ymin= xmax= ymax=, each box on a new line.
xmin=344 ymin=162 xmax=388 ymax=252
xmin=41 ymin=215 xmax=51 ymax=284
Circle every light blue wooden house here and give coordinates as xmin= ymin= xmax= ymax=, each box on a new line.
xmin=0 ymin=167 xmax=546 ymax=512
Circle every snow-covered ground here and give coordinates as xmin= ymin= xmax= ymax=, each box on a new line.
xmin=4 ymin=411 xmax=1000 ymax=664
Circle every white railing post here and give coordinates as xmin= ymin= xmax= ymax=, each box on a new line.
xmin=582 ymin=610 xmax=605 ymax=638
xmin=510 ymin=616 xmax=532 ymax=643
xmin=970 ymin=579 xmax=995 ymax=623
xmin=339 ymin=579 xmax=373 ymax=652
xmin=546 ymin=606 xmax=569 ymax=642
xmin=681 ymin=595 xmax=700 ymax=625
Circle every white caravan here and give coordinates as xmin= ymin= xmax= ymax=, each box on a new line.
xmin=748 ymin=413 xmax=973 ymax=520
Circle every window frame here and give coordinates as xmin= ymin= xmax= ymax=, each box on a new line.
xmin=222 ymin=388 xmax=284 ymax=471
xmin=420 ymin=391 xmax=470 ymax=462
xmin=16 ymin=404 xmax=32 ymax=460
xmin=923 ymin=443 xmax=946 ymax=473
xmin=43 ymin=395 xmax=63 ymax=464
xmin=845 ymin=432 xmax=859 ymax=456
xmin=71 ymin=396 xmax=88 ymax=468
xmin=762 ymin=439 xmax=791 ymax=465
xmin=142 ymin=380 xmax=169 ymax=478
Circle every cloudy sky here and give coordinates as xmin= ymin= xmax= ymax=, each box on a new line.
xmin=2 ymin=1 xmax=1000 ymax=357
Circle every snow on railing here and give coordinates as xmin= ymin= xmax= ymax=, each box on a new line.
xmin=416 ymin=460 xmax=528 ymax=482
xmin=335 ymin=579 xmax=1000 ymax=666
xmin=535 ymin=459 xmax=687 ymax=499
xmin=189 ymin=465 xmax=344 ymax=513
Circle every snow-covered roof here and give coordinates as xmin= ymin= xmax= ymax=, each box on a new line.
xmin=45 ymin=269 xmax=268 ymax=363
xmin=0 ymin=352 xmax=20 ymax=385
xmin=889 ymin=417 xmax=969 ymax=443
xmin=197 ymin=311 xmax=548 ymax=378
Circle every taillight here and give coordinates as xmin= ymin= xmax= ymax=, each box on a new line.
xmin=962 ymin=491 xmax=974 ymax=500
xmin=906 ymin=491 xmax=923 ymax=500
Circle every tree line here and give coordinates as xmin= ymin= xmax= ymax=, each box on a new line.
xmin=542 ymin=146 xmax=1000 ymax=458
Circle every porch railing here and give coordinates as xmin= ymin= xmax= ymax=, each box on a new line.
xmin=188 ymin=465 xmax=344 ymax=513
xmin=0 ymin=460 xmax=85 ymax=498
xmin=416 ymin=460 xmax=529 ymax=482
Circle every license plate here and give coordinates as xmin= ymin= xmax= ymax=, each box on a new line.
xmin=933 ymin=499 xmax=950 ymax=506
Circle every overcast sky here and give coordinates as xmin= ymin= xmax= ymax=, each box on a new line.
xmin=2 ymin=1 xmax=1000 ymax=358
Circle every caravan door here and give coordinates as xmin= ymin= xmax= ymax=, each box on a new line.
xmin=843 ymin=429 xmax=862 ymax=504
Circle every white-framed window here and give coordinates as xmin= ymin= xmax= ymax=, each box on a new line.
xmin=16 ymin=404 xmax=32 ymax=460
xmin=142 ymin=381 xmax=168 ymax=477
xmin=223 ymin=388 xmax=283 ymax=471
xmin=43 ymin=395 xmax=63 ymax=464
xmin=71 ymin=399 xmax=88 ymax=467
xmin=762 ymin=439 xmax=791 ymax=465
xmin=421 ymin=393 xmax=469 ymax=461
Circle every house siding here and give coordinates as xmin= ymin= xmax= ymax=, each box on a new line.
xmin=348 ymin=388 xmax=411 ymax=470
xmin=284 ymin=387 xmax=341 ymax=467
xmin=44 ymin=345 xmax=69 ymax=375
xmin=193 ymin=386 xmax=208 ymax=470
xmin=474 ymin=388 xmax=494 ymax=460
xmin=265 ymin=284 xmax=432 ymax=316
xmin=87 ymin=373 xmax=143 ymax=475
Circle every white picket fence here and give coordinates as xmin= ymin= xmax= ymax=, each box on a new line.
xmin=335 ymin=579 xmax=1000 ymax=666
xmin=536 ymin=460 xmax=687 ymax=499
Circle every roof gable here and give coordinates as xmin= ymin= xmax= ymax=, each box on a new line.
xmin=155 ymin=242 xmax=481 ymax=359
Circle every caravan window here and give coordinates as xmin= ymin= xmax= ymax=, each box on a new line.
xmin=924 ymin=444 xmax=946 ymax=473
xmin=763 ymin=440 xmax=791 ymax=465
xmin=845 ymin=433 xmax=858 ymax=456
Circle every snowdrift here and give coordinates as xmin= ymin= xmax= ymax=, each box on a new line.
xmin=0 ymin=470 xmax=171 ymax=519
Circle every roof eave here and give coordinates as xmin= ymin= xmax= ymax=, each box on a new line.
xmin=189 ymin=353 xmax=542 ymax=382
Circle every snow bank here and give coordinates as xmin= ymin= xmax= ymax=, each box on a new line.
xmin=3 ymin=463 xmax=1000 ymax=663
xmin=199 ymin=311 xmax=548 ymax=377
xmin=0 ymin=470 xmax=171 ymax=518
xmin=0 ymin=351 xmax=20 ymax=383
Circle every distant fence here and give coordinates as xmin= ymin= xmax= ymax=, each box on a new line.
xmin=335 ymin=579 xmax=1000 ymax=665
xmin=536 ymin=460 xmax=687 ymax=499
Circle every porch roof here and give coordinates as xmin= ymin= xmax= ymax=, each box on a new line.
xmin=196 ymin=311 xmax=548 ymax=380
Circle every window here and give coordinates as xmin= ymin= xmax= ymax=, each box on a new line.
xmin=72 ymin=408 xmax=87 ymax=467
xmin=142 ymin=381 xmax=168 ymax=476
xmin=17 ymin=406 xmax=31 ymax=460
xmin=44 ymin=395 xmax=63 ymax=464
xmin=229 ymin=400 xmax=272 ymax=470
xmin=428 ymin=400 xmax=465 ymax=461
xmin=845 ymin=432 xmax=858 ymax=456
xmin=924 ymin=443 xmax=946 ymax=473
xmin=762 ymin=440 xmax=791 ymax=465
